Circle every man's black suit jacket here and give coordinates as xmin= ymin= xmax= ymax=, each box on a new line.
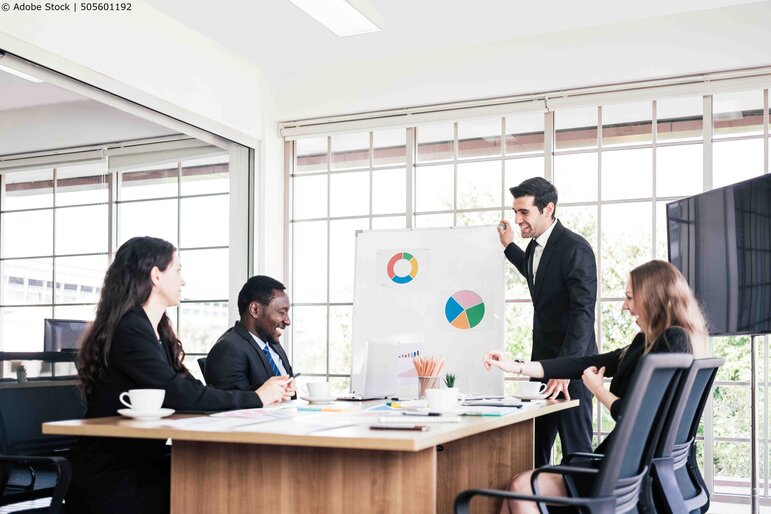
xmin=504 ymin=219 xmax=597 ymax=361
xmin=205 ymin=321 xmax=294 ymax=391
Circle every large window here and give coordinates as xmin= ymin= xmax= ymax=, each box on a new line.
xmin=288 ymin=87 xmax=771 ymax=505
xmin=0 ymin=146 xmax=230 ymax=381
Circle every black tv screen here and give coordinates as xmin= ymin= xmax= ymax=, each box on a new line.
xmin=667 ymin=174 xmax=771 ymax=336
xmin=43 ymin=318 xmax=91 ymax=352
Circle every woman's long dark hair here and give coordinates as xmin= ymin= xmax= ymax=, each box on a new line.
xmin=78 ymin=236 xmax=188 ymax=394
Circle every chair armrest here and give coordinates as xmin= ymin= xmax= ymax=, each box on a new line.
xmin=0 ymin=454 xmax=69 ymax=466
xmin=531 ymin=465 xmax=600 ymax=495
xmin=0 ymin=454 xmax=71 ymax=514
xmin=564 ymin=452 xmax=605 ymax=464
xmin=454 ymin=488 xmax=614 ymax=514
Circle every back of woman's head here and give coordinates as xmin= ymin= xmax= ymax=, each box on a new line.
xmin=630 ymin=260 xmax=709 ymax=357
xmin=78 ymin=237 xmax=177 ymax=393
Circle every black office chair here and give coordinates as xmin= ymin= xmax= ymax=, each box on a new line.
xmin=197 ymin=357 xmax=207 ymax=377
xmin=647 ymin=358 xmax=723 ymax=514
xmin=563 ymin=357 xmax=723 ymax=514
xmin=454 ymin=353 xmax=693 ymax=514
xmin=0 ymin=383 xmax=86 ymax=513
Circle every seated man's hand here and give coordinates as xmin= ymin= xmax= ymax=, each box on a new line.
xmin=255 ymin=375 xmax=289 ymax=405
xmin=544 ymin=378 xmax=571 ymax=400
xmin=284 ymin=378 xmax=297 ymax=399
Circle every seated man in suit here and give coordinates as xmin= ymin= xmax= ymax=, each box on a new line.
xmin=205 ymin=275 xmax=296 ymax=395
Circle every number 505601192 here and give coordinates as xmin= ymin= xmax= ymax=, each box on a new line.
xmin=80 ymin=2 xmax=132 ymax=10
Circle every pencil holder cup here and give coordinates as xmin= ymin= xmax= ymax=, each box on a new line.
xmin=417 ymin=376 xmax=441 ymax=399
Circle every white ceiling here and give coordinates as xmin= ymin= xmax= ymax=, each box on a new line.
xmin=1 ymin=0 xmax=769 ymax=144
xmin=140 ymin=0 xmax=771 ymax=120
xmin=0 ymin=69 xmax=177 ymax=156
xmin=0 ymin=70 xmax=84 ymax=111
xmin=143 ymin=0 xmax=760 ymax=79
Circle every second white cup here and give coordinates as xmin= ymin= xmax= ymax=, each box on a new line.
xmin=119 ymin=389 xmax=165 ymax=411
xmin=517 ymin=381 xmax=547 ymax=396
xmin=306 ymin=382 xmax=331 ymax=397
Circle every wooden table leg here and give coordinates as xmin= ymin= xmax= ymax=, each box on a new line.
xmin=436 ymin=419 xmax=533 ymax=514
xmin=171 ymin=441 xmax=437 ymax=514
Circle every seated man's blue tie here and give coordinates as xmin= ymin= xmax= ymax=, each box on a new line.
xmin=262 ymin=345 xmax=282 ymax=376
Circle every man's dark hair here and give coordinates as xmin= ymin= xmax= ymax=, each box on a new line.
xmin=509 ymin=177 xmax=558 ymax=218
xmin=237 ymin=275 xmax=286 ymax=316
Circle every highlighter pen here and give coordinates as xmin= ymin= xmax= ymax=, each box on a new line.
xmin=297 ymin=406 xmax=347 ymax=412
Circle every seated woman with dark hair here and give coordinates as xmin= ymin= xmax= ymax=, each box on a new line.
xmin=483 ymin=260 xmax=709 ymax=514
xmin=68 ymin=236 xmax=294 ymax=514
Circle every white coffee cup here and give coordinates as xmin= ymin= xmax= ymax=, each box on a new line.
xmin=306 ymin=382 xmax=330 ymax=397
xmin=119 ymin=389 xmax=165 ymax=411
xmin=425 ymin=388 xmax=460 ymax=411
xmin=517 ymin=381 xmax=547 ymax=396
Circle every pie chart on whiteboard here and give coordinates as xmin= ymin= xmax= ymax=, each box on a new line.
xmin=445 ymin=290 xmax=485 ymax=329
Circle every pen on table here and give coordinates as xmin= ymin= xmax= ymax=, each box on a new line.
xmin=387 ymin=399 xmax=428 ymax=409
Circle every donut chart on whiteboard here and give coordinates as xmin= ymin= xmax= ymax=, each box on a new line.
xmin=445 ymin=290 xmax=485 ymax=329
xmin=387 ymin=252 xmax=418 ymax=284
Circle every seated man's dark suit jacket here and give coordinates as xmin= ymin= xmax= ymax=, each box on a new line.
xmin=205 ymin=321 xmax=294 ymax=391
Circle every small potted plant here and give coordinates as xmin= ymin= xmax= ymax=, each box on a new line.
xmin=16 ymin=364 xmax=27 ymax=383
xmin=443 ymin=372 xmax=459 ymax=401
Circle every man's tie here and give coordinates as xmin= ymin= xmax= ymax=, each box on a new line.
xmin=261 ymin=345 xmax=282 ymax=377
xmin=528 ymin=240 xmax=539 ymax=283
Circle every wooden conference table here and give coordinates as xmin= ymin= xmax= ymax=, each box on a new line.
xmin=44 ymin=399 xmax=577 ymax=514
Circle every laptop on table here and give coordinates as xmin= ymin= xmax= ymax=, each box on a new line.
xmin=337 ymin=340 xmax=397 ymax=401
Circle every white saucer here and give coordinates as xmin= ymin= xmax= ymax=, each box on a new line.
xmin=118 ymin=408 xmax=175 ymax=420
xmin=511 ymin=392 xmax=549 ymax=401
xmin=300 ymin=396 xmax=337 ymax=405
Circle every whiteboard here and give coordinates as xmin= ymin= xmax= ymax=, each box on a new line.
xmin=351 ymin=225 xmax=505 ymax=397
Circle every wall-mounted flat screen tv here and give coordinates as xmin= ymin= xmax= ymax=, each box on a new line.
xmin=667 ymin=174 xmax=771 ymax=336
xmin=43 ymin=318 xmax=91 ymax=352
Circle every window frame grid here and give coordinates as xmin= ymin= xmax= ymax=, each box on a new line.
xmin=288 ymin=90 xmax=771 ymax=502
xmin=0 ymin=160 xmax=231 ymax=360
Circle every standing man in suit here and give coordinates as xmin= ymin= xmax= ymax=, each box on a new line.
xmin=498 ymin=177 xmax=597 ymax=467
xmin=205 ymin=275 xmax=296 ymax=395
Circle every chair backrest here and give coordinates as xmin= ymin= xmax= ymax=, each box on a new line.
xmin=656 ymin=357 xmax=724 ymax=458
xmin=592 ymin=354 xmax=693 ymax=503
xmin=197 ymin=357 xmax=207 ymax=377
xmin=0 ymin=383 xmax=86 ymax=456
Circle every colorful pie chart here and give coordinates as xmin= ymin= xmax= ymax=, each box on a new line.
xmin=387 ymin=252 xmax=418 ymax=284
xmin=445 ymin=290 xmax=485 ymax=329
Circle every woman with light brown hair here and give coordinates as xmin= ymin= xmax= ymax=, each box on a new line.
xmin=483 ymin=260 xmax=709 ymax=514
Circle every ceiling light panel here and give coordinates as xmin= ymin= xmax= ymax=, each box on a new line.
xmin=288 ymin=0 xmax=383 ymax=37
